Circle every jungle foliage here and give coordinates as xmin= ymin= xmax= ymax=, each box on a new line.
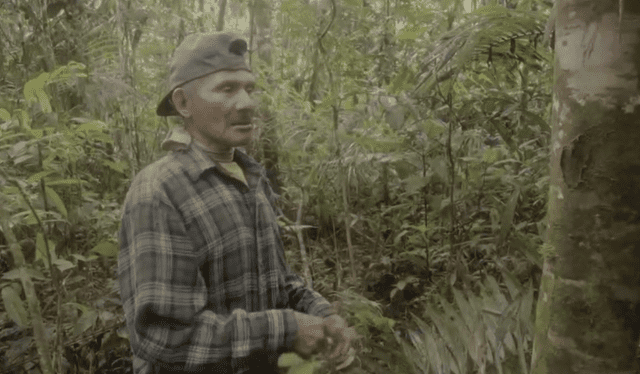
xmin=0 ymin=0 xmax=554 ymax=373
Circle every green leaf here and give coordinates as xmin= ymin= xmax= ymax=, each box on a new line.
xmin=35 ymin=233 xmax=57 ymax=268
xmin=26 ymin=268 xmax=46 ymax=281
xmin=11 ymin=141 xmax=28 ymax=155
xmin=13 ymin=155 xmax=34 ymax=165
xmin=0 ymin=108 xmax=10 ymax=122
xmin=47 ymin=1 xmax=66 ymax=17
xmin=396 ymin=276 xmax=417 ymax=291
xmin=519 ymin=281 xmax=534 ymax=328
xmin=77 ymin=120 xmax=108 ymax=132
xmin=449 ymin=270 xmax=457 ymax=287
xmin=16 ymin=109 xmax=30 ymax=129
xmin=1 ymin=268 xmax=45 ymax=281
xmin=46 ymin=178 xmax=87 ymax=186
xmin=65 ymin=302 xmax=89 ymax=314
xmin=510 ymin=233 xmax=542 ymax=267
xmin=23 ymin=82 xmax=36 ymax=103
xmin=26 ymin=170 xmax=54 ymax=184
xmin=354 ymin=137 xmax=402 ymax=153
xmin=35 ymin=88 xmax=51 ymax=113
xmin=521 ymin=110 xmax=550 ymax=131
xmin=2 ymin=286 xmax=29 ymax=327
xmin=501 ymin=268 xmax=522 ymax=300
xmin=290 ymin=360 xmax=320 ymax=374
xmin=388 ymin=67 xmax=414 ymax=94
xmin=498 ymin=186 xmax=520 ymax=247
xmin=102 ymin=160 xmax=126 ymax=174
xmin=53 ymin=259 xmax=75 ymax=272
xmin=403 ymin=175 xmax=429 ymax=194
xmin=387 ymin=317 xmax=396 ymax=330
xmin=425 ymin=304 xmax=460 ymax=362
xmin=278 ymin=352 xmax=305 ymax=368
xmin=342 ymin=0 xmax=361 ymax=6
xmin=73 ymin=309 xmax=98 ymax=336
xmin=1 ymin=269 xmax=20 ymax=280
xmin=385 ymin=105 xmax=406 ymax=129
xmin=482 ymin=148 xmax=499 ymax=163
xmin=90 ymin=241 xmax=119 ymax=258
xmin=456 ymin=32 xmax=479 ymax=67
xmin=35 ymin=233 xmax=46 ymax=266
xmin=429 ymin=158 xmax=448 ymax=183
xmin=431 ymin=303 xmax=466 ymax=373
xmin=98 ymin=310 xmax=115 ymax=324
xmin=419 ymin=119 xmax=446 ymax=138
xmin=117 ymin=325 xmax=129 ymax=339
xmin=45 ymin=186 xmax=68 ymax=218
xmin=424 ymin=331 xmax=444 ymax=372
xmin=485 ymin=276 xmax=508 ymax=310
xmin=71 ymin=253 xmax=98 ymax=262
xmin=452 ymin=288 xmax=477 ymax=332
xmin=23 ymin=73 xmax=49 ymax=104
xmin=91 ymin=130 xmax=114 ymax=144
xmin=396 ymin=25 xmax=430 ymax=40
xmin=27 ymin=128 xmax=43 ymax=139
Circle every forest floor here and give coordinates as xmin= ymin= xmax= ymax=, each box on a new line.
xmin=0 ymin=249 xmax=426 ymax=374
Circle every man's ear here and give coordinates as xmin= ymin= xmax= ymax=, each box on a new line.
xmin=171 ymin=88 xmax=191 ymax=118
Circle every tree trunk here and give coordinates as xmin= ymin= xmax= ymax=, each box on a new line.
xmin=531 ymin=1 xmax=640 ymax=373
xmin=216 ymin=0 xmax=227 ymax=31
xmin=248 ymin=0 xmax=281 ymax=192
xmin=198 ymin=0 xmax=205 ymax=31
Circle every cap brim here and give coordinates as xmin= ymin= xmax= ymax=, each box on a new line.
xmin=156 ymin=91 xmax=179 ymax=116
xmin=156 ymin=68 xmax=253 ymax=116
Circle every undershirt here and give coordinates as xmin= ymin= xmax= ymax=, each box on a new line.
xmin=217 ymin=160 xmax=248 ymax=185
xmin=191 ymin=139 xmax=248 ymax=186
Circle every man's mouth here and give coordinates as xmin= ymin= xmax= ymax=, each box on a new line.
xmin=232 ymin=122 xmax=253 ymax=130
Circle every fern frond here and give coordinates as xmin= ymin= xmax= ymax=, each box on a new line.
xmin=84 ymin=33 xmax=120 ymax=65
xmin=416 ymin=5 xmax=549 ymax=91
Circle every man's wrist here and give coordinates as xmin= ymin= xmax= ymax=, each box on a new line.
xmin=314 ymin=306 xmax=337 ymax=318
xmin=284 ymin=309 xmax=301 ymax=350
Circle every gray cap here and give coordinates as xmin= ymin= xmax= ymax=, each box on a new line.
xmin=156 ymin=32 xmax=251 ymax=116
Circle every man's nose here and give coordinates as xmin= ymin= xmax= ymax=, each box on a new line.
xmin=235 ymin=89 xmax=257 ymax=111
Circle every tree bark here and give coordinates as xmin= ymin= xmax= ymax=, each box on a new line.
xmin=531 ymin=1 xmax=640 ymax=373
xmin=198 ymin=0 xmax=205 ymax=32
xmin=247 ymin=0 xmax=280 ymax=192
xmin=216 ymin=0 xmax=227 ymax=31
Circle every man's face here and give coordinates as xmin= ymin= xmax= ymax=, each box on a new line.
xmin=184 ymin=70 xmax=257 ymax=151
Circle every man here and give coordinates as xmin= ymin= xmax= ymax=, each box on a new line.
xmin=117 ymin=32 xmax=357 ymax=374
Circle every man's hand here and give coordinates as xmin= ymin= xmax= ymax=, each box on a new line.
xmin=321 ymin=315 xmax=359 ymax=367
xmin=292 ymin=312 xmax=327 ymax=359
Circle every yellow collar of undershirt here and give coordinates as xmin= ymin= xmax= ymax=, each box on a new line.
xmin=191 ymin=140 xmax=248 ymax=185
xmin=216 ymin=160 xmax=248 ymax=185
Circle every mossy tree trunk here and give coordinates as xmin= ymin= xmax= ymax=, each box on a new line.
xmin=531 ymin=1 xmax=640 ymax=373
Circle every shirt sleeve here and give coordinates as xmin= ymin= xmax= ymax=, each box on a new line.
xmin=117 ymin=172 xmax=299 ymax=371
xmin=262 ymin=176 xmax=336 ymax=319
xmin=282 ymin=270 xmax=336 ymax=318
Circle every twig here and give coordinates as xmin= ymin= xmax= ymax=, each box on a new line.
xmin=295 ymin=194 xmax=313 ymax=290
xmin=342 ymin=170 xmax=357 ymax=284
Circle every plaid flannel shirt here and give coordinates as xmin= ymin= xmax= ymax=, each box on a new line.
xmin=118 ymin=127 xmax=335 ymax=374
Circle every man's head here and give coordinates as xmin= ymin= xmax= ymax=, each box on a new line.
xmin=157 ymin=32 xmax=257 ymax=151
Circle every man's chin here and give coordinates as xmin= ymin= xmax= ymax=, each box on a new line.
xmin=229 ymin=136 xmax=253 ymax=148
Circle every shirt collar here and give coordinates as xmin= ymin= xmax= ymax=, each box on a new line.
xmin=161 ymin=126 xmax=264 ymax=182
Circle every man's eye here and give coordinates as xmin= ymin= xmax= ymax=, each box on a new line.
xmin=222 ymin=85 xmax=235 ymax=93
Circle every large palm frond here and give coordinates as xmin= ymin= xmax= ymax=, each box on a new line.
xmin=416 ymin=5 xmax=550 ymax=92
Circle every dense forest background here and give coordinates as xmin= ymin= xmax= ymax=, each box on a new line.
xmin=0 ymin=0 xmax=558 ymax=373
